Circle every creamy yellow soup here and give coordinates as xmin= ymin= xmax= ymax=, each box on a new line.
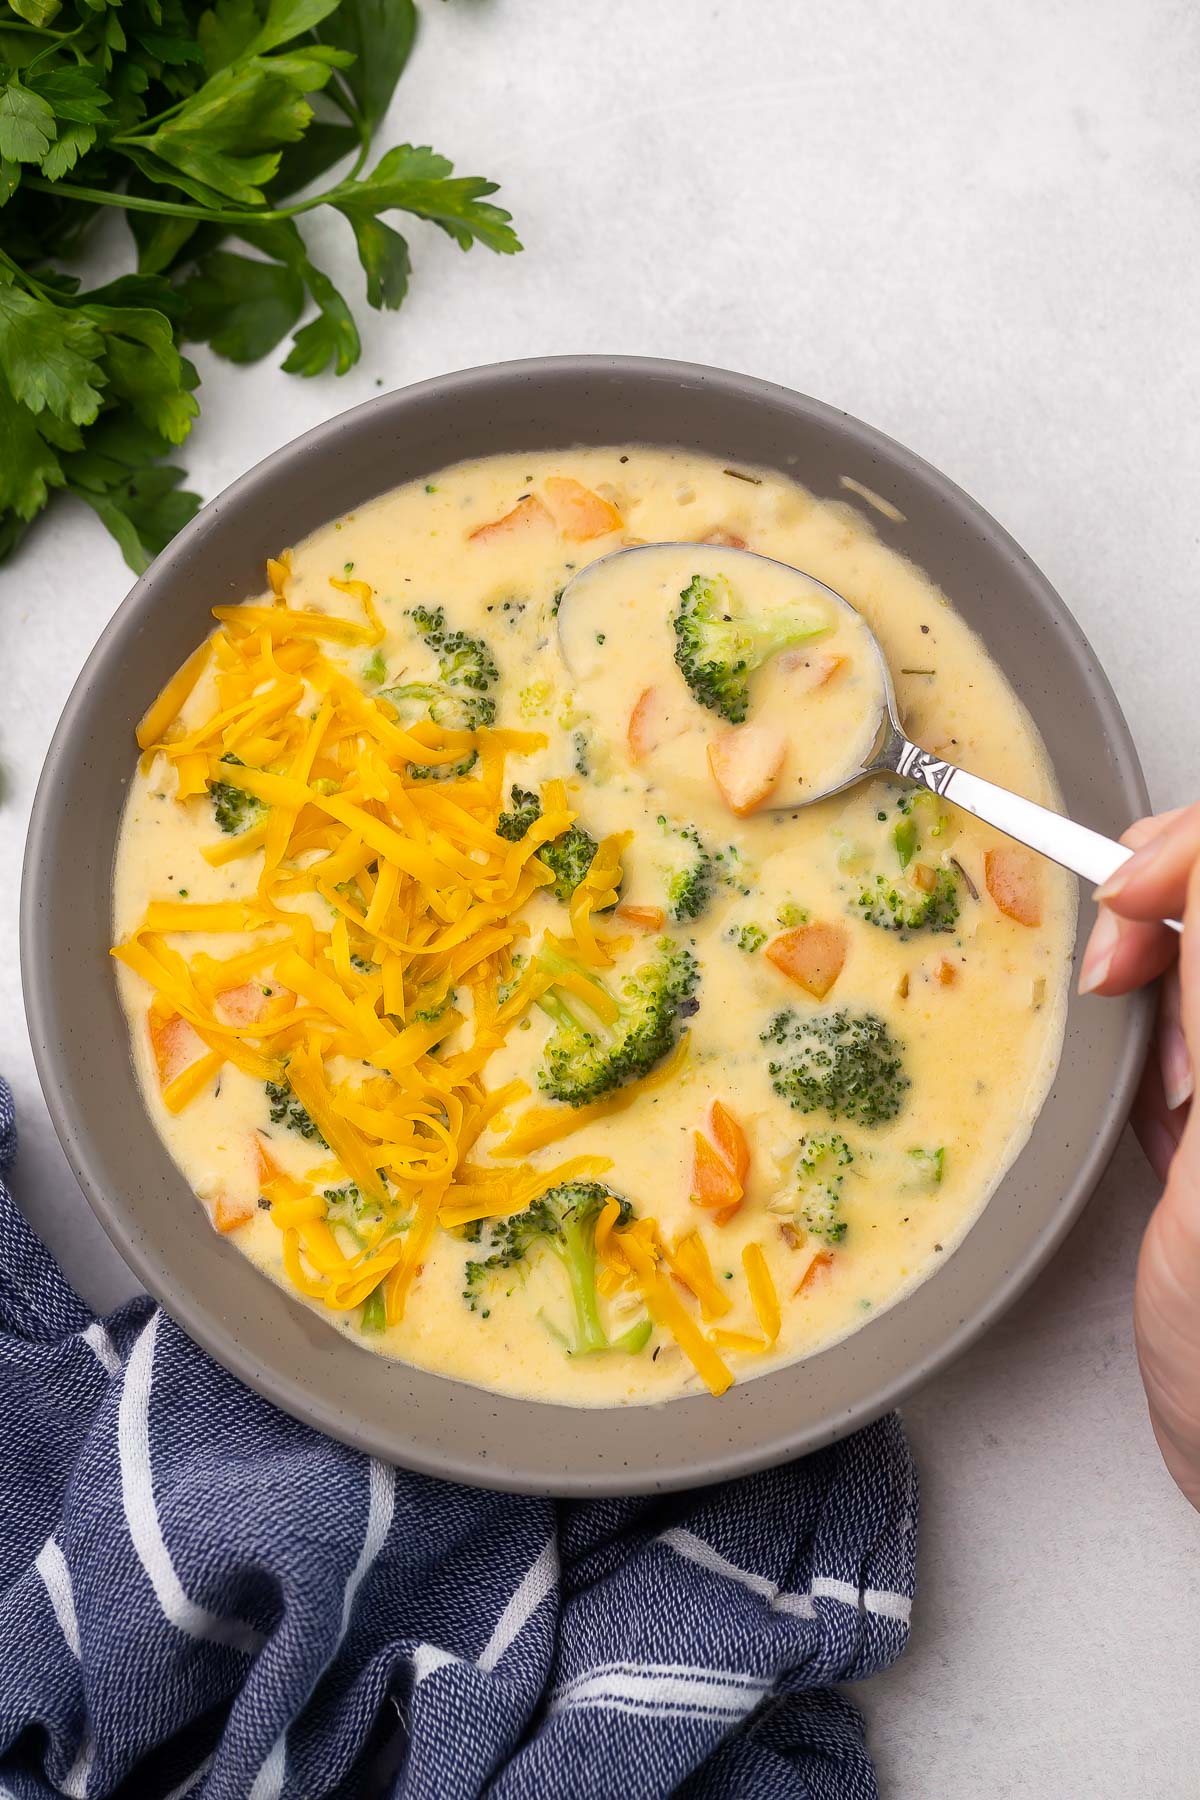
xmin=112 ymin=447 xmax=1074 ymax=1406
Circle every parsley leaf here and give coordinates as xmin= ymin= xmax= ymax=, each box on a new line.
xmin=81 ymin=305 xmax=199 ymax=443
xmin=330 ymin=144 xmax=521 ymax=255
xmin=242 ymin=218 xmax=360 ymax=375
xmin=345 ymin=212 xmax=410 ymax=309
xmin=318 ymin=0 xmax=417 ymax=136
xmin=177 ymin=249 xmax=304 ymax=360
xmin=63 ymin=413 xmax=201 ymax=572
xmin=0 ymin=375 xmax=65 ymax=519
xmin=0 ymin=83 xmax=56 ymax=165
xmin=0 ymin=0 xmax=521 ymax=570
xmin=0 ymin=283 xmax=106 ymax=425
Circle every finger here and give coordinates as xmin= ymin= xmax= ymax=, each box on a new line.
xmin=1177 ymin=858 xmax=1200 ymax=1054
xmin=1158 ymin=965 xmax=1194 ymax=1114
xmin=1096 ymin=799 xmax=1200 ymax=921
xmin=1122 ymin=807 xmax=1187 ymax=852
xmin=1078 ymin=904 xmax=1177 ymax=996
xmin=1133 ymin=1050 xmax=1187 ymax=1182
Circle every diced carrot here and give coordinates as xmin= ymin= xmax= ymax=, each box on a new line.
xmin=765 ymin=923 xmax=848 ymax=999
xmin=217 ymin=981 xmax=269 ymax=1025
xmin=911 ymin=862 xmax=938 ymax=894
xmin=708 ymin=1100 xmax=750 ymax=1184
xmin=691 ymin=1131 xmax=743 ymax=1213
xmin=702 ymin=529 xmax=747 ymax=549
xmin=707 ymin=722 xmax=787 ymax=816
xmin=468 ymin=494 xmax=553 ymax=543
xmin=214 ymin=1195 xmax=254 ymax=1233
xmin=779 ymin=650 xmax=846 ymax=691
xmin=795 ymin=1249 xmax=835 ymax=1294
xmin=149 ymin=1011 xmax=205 ymax=1089
xmin=935 ymin=957 xmax=957 ymax=986
xmin=627 ymin=687 xmax=671 ymax=762
xmin=615 ymin=903 xmax=666 ymax=931
xmin=984 ymin=846 xmax=1043 ymax=927
xmin=255 ymin=1136 xmax=284 ymax=1185
xmin=544 ymin=476 xmax=623 ymax=541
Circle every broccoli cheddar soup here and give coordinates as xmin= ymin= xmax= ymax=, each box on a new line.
xmin=112 ymin=448 xmax=1074 ymax=1406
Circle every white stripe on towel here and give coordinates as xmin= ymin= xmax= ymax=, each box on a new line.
xmin=249 ymin=1457 xmax=394 ymax=1793
xmin=661 ymin=1526 xmax=911 ymax=1624
xmin=36 ymin=1537 xmax=82 ymax=1658
xmin=248 ymin=1733 xmax=286 ymax=1800
xmin=81 ymin=1322 xmax=122 ymax=1377
xmin=162 ymin=1753 xmax=215 ymax=1800
xmin=61 ymin=1736 xmax=95 ymax=1800
xmin=550 ymin=1662 xmax=767 ymax=1723
xmin=478 ymin=1536 xmax=558 ymax=1674
xmin=119 ymin=1312 xmax=264 ymax=1652
xmin=338 ymin=1458 xmax=394 ymax=1643
xmin=413 ymin=1643 xmax=460 ymax=1684
xmin=35 ymin=1538 xmax=95 ymax=1797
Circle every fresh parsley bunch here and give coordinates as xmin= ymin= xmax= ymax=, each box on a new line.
xmin=0 ymin=0 xmax=520 ymax=570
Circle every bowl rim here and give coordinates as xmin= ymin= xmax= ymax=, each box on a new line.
xmin=21 ymin=354 xmax=1153 ymax=1492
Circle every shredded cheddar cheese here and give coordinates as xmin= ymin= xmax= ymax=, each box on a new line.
xmin=113 ymin=532 xmax=830 ymax=1399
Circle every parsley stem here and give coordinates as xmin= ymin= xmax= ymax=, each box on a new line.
xmin=0 ymin=245 xmax=52 ymax=299
xmin=328 ymin=75 xmax=371 ymax=179
xmin=22 ymin=174 xmax=331 ymax=226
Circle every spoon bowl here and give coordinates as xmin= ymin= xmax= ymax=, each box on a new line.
xmin=558 ymin=540 xmax=1176 ymax=915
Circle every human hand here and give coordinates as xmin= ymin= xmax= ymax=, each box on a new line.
xmin=1079 ymin=802 xmax=1200 ymax=1509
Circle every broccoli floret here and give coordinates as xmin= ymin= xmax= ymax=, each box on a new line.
xmin=573 ymin=730 xmax=590 ymax=777
xmin=776 ymin=901 xmax=810 ymax=927
xmin=265 ymin=1080 xmax=328 ymax=1146
xmin=519 ymin=678 xmax=552 ymax=718
xmin=795 ymin=1132 xmax=855 ymax=1244
xmin=906 ymin=1146 xmax=945 ymax=1188
xmin=496 ymin=953 xmax=527 ymax=1006
xmin=535 ymin=939 xmax=699 ymax=1106
xmin=462 ymin=1180 xmax=652 ymax=1356
xmin=856 ymin=867 xmax=959 ymax=934
xmin=727 ymin=922 xmax=768 ymax=953
xmin=497 ymin=784 xmax=542 ymax=842
xmin=762 ymin=1008 xmax=909 ymax=1127
xmin=539 ymin=824 xmax=599 ymax=903
xmin=323 ymin=1183 xmax=365 ymax=1215
xmin=360 ymin=1285 xmax=386 ymax=1332
xmin=379 ymin=681 xmax=496 ymax=780
xmin=361 ymin=648 xmax=387 ymax=687
xmin=672 ymin=572 xmax=829 ymax=723
xmin=494 ymin=791 xmax=608 ymax=905
xmin=666 ymin=824 xmax=716 ymax=923
xmin=408 ymin=603 xmax=498 ymax=693
xmin=209 ymin=754 xmax=266 ymax=836
xmin=855 ymin=791 xmax=958 ymax=932
xmin=387 ymin=603 xmax=499 ymax=778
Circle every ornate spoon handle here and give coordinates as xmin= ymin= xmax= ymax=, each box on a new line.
xmin=891 ymin=740 xmax=1181 ymax=933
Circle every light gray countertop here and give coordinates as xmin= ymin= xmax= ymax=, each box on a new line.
xmin=1 ymin=2 xmax=1197 ymax=1791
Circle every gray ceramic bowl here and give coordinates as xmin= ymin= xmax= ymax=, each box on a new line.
xmin=22 ymin=357 xmax=1151 ymax=1495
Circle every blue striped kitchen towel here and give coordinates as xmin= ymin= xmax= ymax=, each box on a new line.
xmin=0 ymin=1077 xmax=916 ymax=1800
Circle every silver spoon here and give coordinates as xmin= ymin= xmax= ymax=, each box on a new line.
xmin=557 ymin=542 xmax=1180 ymax=931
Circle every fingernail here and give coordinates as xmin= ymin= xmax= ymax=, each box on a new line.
xmin=1095 ymin=837 xmax=1165 ymax=902
xmin=1161 ymin=1023 xmax=1195 ymax=1114
xmin=1078 ymin=907 xmax=1120 ymax=994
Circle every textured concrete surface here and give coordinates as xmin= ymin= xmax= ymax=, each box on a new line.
xmin=1 ymin=2 xmax=1197 ymax=1792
